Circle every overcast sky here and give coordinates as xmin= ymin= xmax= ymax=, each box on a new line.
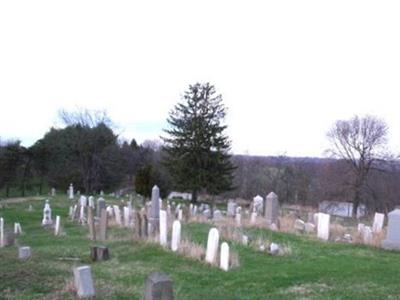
xmin=1 ymin=1 xmax=399 ymax=157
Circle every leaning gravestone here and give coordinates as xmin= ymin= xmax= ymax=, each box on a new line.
xmin=317 ymin=213 xmax=330 ymax=240
xmin=73 ymin=266 xmax=95 ymax=299
xmin=171 ymin=220 xmax=181 ymax=252
xmin=145 ymin=272 xmax=173 ymax=300
xmin=149 ymin=185 xmax=160 ymax=234
xmin=220 ymin=242 xmax=230 ymax=271
xmin=205 ymin=227 xmax=219 ymax=264
xmin=382 ymin=209 xmax=400 ymax=250
xmin=372 ymin=212 xmax=385 ymax=233
xmin=265 ymin=192 xmax=279 ymax=227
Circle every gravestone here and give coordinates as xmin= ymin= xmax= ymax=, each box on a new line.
xmin=79 ymin=205 xmax=86 ymax=225
xmin=213 ymin=210 xmax=223 ymax=221
xmin=97 ymin=198 xmax=106 ymax=218
xmin=73 ymin=266 xmax=95 ymax=299
xmin=90 ymin=246 xmax=110 ymax=261
xmin=270 ymin=243 xmax=280 ymax=255
xmin=80 ymin=196 xmax=88 ymax=207
xmin=42 ymin=200 xmax=53 ymax=226
xmin=372 ymin=212 xmax=385 ymax=233
xmin=305 ymin=222 xmax=315 ymax=233
xmin=68 ymin=183 xmax=74 ymax=200
xmin=362 ymin=226 xmax=373 ymax=244
xmin=88 ymin=196 xmax=94 ymax=208
xmin=253 ymin=195 xmax=264 ymax=214
xmin=113 ymin=205 xmax=122 ymax=226
xmin=54 ymin=216 xmax=61 ymax=236
xmin=171 ymin=220 xmax=181 ymax=252
xmin=99 ymin=209 xmax=108 ymax=241
xmin=227 ymin=200 xmax=237 ymax=217
xmin=317 ymin=213 xmax=330 ymax=240
xmin=382 ymin=209 xmax=400 ymax=250
xmin=235 ymin=207 xmax=242 ymax=226
xmin=265 ymin=192 xmax=279 ymax=227
xmin=145 ymin=272 xmax=173 ymax=300
xmin=149 ymin=185 xmax=160 ymax=234
xmin=220 ymin=242 xmax=229 ymax=271
xmin=18 ymin=246 xmax=31 ymax=260
xmin=294 ymin=219 xmax=305 ymax=232
xmin=88 ymin=208 xmax=96 ymax=241
xmin=123 ymin=206 xmax=130 ymax=228
xmin=205 ymin=227 xmax=219 ymax=264
xmin=0 ymin=217 xmax=4 ymax=247
xmin=159 ymin=210 xmax=167 ymax=246
xmin=14 ymin=223 xmax=22 ymax=235
xmin=51 ymin=187 xmax=56 ymax=197
xmin=178 ymin=209 xmax=183 ymax=221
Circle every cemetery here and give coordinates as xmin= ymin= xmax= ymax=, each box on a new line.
xmin=1 ymin=187 xmax=400 ymax=299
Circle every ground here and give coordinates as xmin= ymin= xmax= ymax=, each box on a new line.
xmin=0 ymin=196 xmax=400 ymax=300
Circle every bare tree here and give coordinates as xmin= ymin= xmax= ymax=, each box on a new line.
xmin=327 ymin=115 xmax=389 ymax=217
xmin=58 ymin=108 xmax=113 ymax=128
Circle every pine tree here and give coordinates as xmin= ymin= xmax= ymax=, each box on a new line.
xmin=162 ymin=82 xmax=235 ymax=203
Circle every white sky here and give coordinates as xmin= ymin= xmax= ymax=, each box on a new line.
xmin=1 ymin=1 xmax=400 ymax=157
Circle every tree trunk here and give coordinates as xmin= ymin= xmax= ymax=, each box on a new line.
xmin=353 ymin=187 xmax=361 ymax=218
xmin=191 ymin=189 xmax=198 ymax=204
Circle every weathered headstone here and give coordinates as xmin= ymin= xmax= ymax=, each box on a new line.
xmin=54 ymin=216 xmax=61 ymax=236
xmin=382 ymin=209 xmax=400 ymax=250
xmin=99 ymin=209 xmax=108 ymax=241
xmin=220 ymin=242 xmax=229 ymax=271
xmin=149 ymin=185 xmax=160 ymax=234
xmin=265 ymin=192 xmax=279 ymax=227
xmin=88 ymin=208 xmax=96 ymax=241
xmin=270 ymin=243 xmax=280 ymax=255
xmin=90 ymin=246 xmax=109 ymax=261
xmin=42 ymin=200 xmax=53 ymax=226
xmin=88 ymin=196 xmax=94 ymax=208
xmin=205 ymin=227 xmax=219 ymax=264
xmin=235 ymin=207 xmax=242 ymax=226
xmin=317 ymin=212 xmax=330 ymax=240
xmin=253 ymin=195 xmax=264 ymax=214
xmin=213 ymin=209 xmax=223 ymax=221
xmin=159 ymin=210 xmax=167 ymax=246
xmin=18 ymin=246 xmax=31 ymax=260
xmin=171 ymin=220 xmax=181 ymax=252
xmin=113 ymin=205 xmax=122 ymax=226
xmin=68 ymin=183 xmax=74 ymax=200
xmin=97 ymin=198 xmax=106 ymax=218
xmin=73 ymin=266 xmax=95 ymax=299
xmin=123 ymin=206 xmax=130 ymax=228
xmin=372 ymin=212 xmax=385 ymax=233
xmin=227 ymin=200 xmax=237 ymax=217
xmin=145 ymin=272 xmax=173 ymax=300
xmin=80 ymin=196 xmax=88 ymax=207
xmin=79 ymin=205 xmax=86 ymax=225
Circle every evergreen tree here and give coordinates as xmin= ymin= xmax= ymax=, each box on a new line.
xmin=162 ymin=82 xmax=235 ymax=203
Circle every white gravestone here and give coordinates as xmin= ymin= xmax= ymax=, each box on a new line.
xmin=317 ymin=213 xmax=330 ymax=240
xmin=178 ymin=209 xmax=183 ymax=221
xmin=159 ymin=210 xmax=167 ymax=246
xmin=253 ymin=195 xmax=263 ymax=214
xmin=88 ymin=196 xmax=94 ymax=208
xmin=382 ymin=209 xmax=400 ymax=250
xmin=171 ymin=220 xmax=181 ymax=252
xmin=235 ymin=207 xmax=242 ymax=226
xmin=372 ymin=213 xmax=385 ymax=233
xmin=80 ymin=205 xmax=86 ymax=225
xmin=113 ymin=205 xmax=122 ymax=226
xmin=150 ymin=185 xmax=160 ymax=233
xmin=363 ymin=226 xmax=373 ymax=244
xmin=14 ymin=223 xmax=22 ymax=235
xmin=123 ymin=206 xmax=130 ymax=228
xmin=206 ymin=227 xmax=220 ymax=264
xmin=55 ymin=216 xmax=61 ymax=236
xmin=73 ymin=265 xmax=95 ymax=298
xmin=220 ymin=242 xmax=230 ymax=271
xmin=42 ymin=200 xmax=53 ymax=226
xmin=19 ymin=246 xmax=31 ymax=260
xmin=0 ymin=218 xmax=4 ymax=247
xmin=68 ymin=183 xmax=74 ymax=200
xmin=51 ymin=187 xmax=56 ymax=197
xmin=80 ymin=196 xmax=88 ymax=207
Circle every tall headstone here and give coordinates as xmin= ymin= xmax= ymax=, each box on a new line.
xmin=54 ymin=216 xmax=61 ymax=236
xmin=171 ymin=220 xmax=181 ymax=252
xmin=99 ymin=209 xmax=108 ymax=241
xmin=265 ymin=192 xmax=279 ymax=227
xmin=372 ymin=212 xmax=385 ymax=233
xmin=42 ymin=200 xmax=53 ymax=226
xmin=205 ymin=227 xmax=219 ymax=264
xmin=0 ymin=217 xmax=4 ymax=247
xmin=159 ymin=210 xmax=167 ymax=247
xmin=68 ymin=183 xmax=74 ymax=200
xmin=88 ymin=196 xmax=94 ymax=208
xmin=123 ymin=206 xmax=130 ymax=228
xmin=79 ymin=205 xmax=86 ymax=225
xmin=382 ymin=209 xmax=400 ymax=250
xmin=220 ymin=242 xmax=229 ymax=271
xmin=97 ymin=198 xmax=106 ymax=218
xmin=227 ymin=200 xmax=237 ymax=217
xmin=317 ymin=212 xmax=330 ymax=240
xmin=73 ymin=266 xmax=95 ymax=299
xmin=253 ymin=195 xmax=263 ymax=214
xmin=113 ymin=205 xmax=122 ymax=226
xmin=150 ymin=185 xmax=160 ymax=234
xmin=145 ymin=272 xmax=173 ymax=300
xmin=88 ymin=208 xmax=96 ymax=241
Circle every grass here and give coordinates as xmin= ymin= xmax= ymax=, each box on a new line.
xmin=1 ymin=195 xmax=400 ymax=299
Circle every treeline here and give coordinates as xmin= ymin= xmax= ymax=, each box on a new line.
xmin=0 ymin=110 xmax=171 ymax=198
xmin=228 ymin=155 xmax=400 ymax=214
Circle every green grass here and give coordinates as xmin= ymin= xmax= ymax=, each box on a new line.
xmin=1 ymin=196 xmax=400 ymax=299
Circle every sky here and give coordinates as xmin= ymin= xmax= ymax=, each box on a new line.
xmin=1 ymin=1 xmax=400 ymax=157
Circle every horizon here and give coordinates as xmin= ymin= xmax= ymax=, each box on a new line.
xmin=1 ymin=1 xmax=400 ymax=157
